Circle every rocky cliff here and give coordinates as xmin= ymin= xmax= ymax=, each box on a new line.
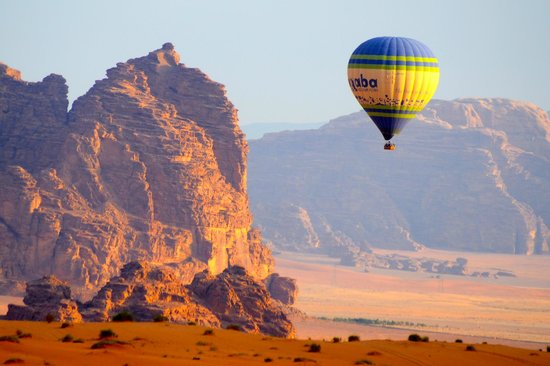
xmin=6 ymin=262 xmax=295 ymax=338
xmin=0 ymin=43 xmax=274 ymax=294
xmin=248 ymin=99 xmax=550 ymax=255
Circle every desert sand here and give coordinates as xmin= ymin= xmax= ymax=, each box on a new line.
xmin=274 ymin=249 xmax=550 ymax=348
xmin=1 ymin=320 xmax=549 ymax=365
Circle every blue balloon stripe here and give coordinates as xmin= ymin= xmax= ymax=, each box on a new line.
xmin=349 ymin=59 xmax=439 ymax=67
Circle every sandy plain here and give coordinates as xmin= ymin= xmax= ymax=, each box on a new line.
xmin=1 ymin=320 xmax=550 ymax=366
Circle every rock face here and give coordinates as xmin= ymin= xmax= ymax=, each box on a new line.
xmin=6 ymin=262 xmax=295 ymax=338
xmin=0 ymin=44 xmax=273 ymax=293
xmin=248 ymin=99 xmax=550 ymax=255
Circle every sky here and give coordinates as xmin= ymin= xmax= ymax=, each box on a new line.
xmin=1 ymin=0 xmax=549 ymax=125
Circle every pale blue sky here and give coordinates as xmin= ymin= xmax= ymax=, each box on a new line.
xmin=1 ymin=0 xmax=548 ymax=124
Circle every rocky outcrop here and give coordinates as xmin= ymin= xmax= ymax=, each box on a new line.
xmin=6 ymin=262 xmax=295 ymax=338
xmin=190 ymin=266 xmax=295 ymax=337
xmin=248 ymin=99 xmax=550 ymax=255
xmin=79 ymin=261 xmax=220 ymax=326
xmin=265 ymin=273 xmax=298 ymax=305
xmin=5 ymin=276 xmax=82 ymax=323
xmin=0 ymin=44 xmax=273 ymax=293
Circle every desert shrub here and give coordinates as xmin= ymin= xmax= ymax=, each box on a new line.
xmin=367 ymin=351 xmax=382 ymax=356
xmin=547 ymin=345 xmax=550 ymax=352
xmin=466 ymin=345 xmax=476 ymax=351
xmin=354 ymin=360 xmax=374 ymax=365
xmin=153 ymin=314 xmax=169 ymax=322
xmin=421 ymin=336 xmax=429 ymax=342
xmin=203 ymin=329 xmax=214 ymax=336
xmin=91 ymin=339 xmax=127 ymax=349
xmin=0 ymin=336 xmax=19 ymax=343
xmin=348 ymin=335 xmax=360 ymax=342
xmin=99 ymin=329 xmax=117 ymax=339
xmin=226 ymin=324 xmax=243 ymax=331
xmin=45 ymin=313 xmax=55 ymax=323
xmin=112 ymin=310 xmax=134 ymax=322
xmin=196 ymin=341 xmax=210 ymax=346
xmin=455 ymin=339 xmax=463 ymax=343
xmin=3 ymin=358 xmax=24 ymax=364
xmin=60 ymin=322 xmax=71 ymax=329
xmin=264 ymin=357 xmax=273 ymax=363
xmin=73 ymin=338 xmax=85 ymax=343
xmin=308 ymin=343 xmax=321 ymax=353
xmin=61 ymin=334 xmax=74 ymax=342
xmin=332 ymin=336 xmax=341 ymax=343
xmin=408 ymin=334 xmax=422 ymax=342
xmin=293 ymin=357 xmax=316 ymax=363
xmin=192 ymin=356 xmax=201 ymax=360
xmin=187 ymin=321 xmax=197 ymax=326
xmin=15 ymin=330 xmax=31 ymax=339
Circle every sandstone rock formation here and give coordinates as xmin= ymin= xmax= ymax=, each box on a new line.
xmin=248 ymin=99 xmax=550 ymax=255
xmin=0 ymin=44 xmax=276 ymax=293
xmin=6 ymin=262 xmax=295 ymax=338
xmin=264 ymin=273 xmax=298 ymax=306
xmin=5 ymin=276 xmax=82 ymax=323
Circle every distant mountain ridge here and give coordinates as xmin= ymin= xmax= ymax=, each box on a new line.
xmin=248 ymin=98 xmax=550 ymax=255
xmin=241 ymin=122 xmax=324 ymax=140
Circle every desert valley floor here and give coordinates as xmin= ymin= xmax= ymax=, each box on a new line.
xmin=275 ymin=249 xmax=550 ymax=348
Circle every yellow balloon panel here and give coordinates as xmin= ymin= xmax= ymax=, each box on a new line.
xmin=347 ymin=68 xmax=439 ymax=114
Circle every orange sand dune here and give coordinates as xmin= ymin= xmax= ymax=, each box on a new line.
xmin=1 ymin=321 xmax=549 ymax=366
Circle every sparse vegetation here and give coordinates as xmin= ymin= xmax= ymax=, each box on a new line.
xmin=196 ymin=341 xmax=211 ymax=346
xmin=264 ymin=357 xmax=273 ymax=363
xmin=0 ymin=336 xmax=19 ymax=343
xmin=91 ymin=339 xmax=127 ymax=349
xmin=202 ymin=329 xmax=214 ymax=336
xmin=408 ymin=334 xmax=428 ymax=342
xmin=112 ymin=310 xmax=134 ymax=322
xmin=15 ymin=330 xmax=31 ymax=339
xmin=366 ymin=351 xmax=382 ymax=356
xmin=308 ymin=343 xmax=321 ymax=353
xmin=348 ymin=335 xmax=360 ymax=342
xmin=293 ymin=357 xmax=316 ymax=363
xmin=45 ymin=313 xmax=55 ymax=323
xmin=153 ymin=314 xmax=169 ymax=322
xmin=354 ymin=360 xmax=374 ymax=365
xmin=455 ymin=339 xmax=463 ymax=343
xmin=99 ymin=329 xmax=117 ymax=339
xmin=61 ymin=334 xmax=74 ymax=343
xmin=187 ymin=321 xmax=197 ymax=326
xmin=466 ymin=345 xmax=477 ymax=351
xmin=3 ymin=358 xmax=24 ymax=364
xmin=332 ymin=336 xmax=341 ymax=343
xmin=547 ymin=346 xmax=550 ymax=352
xmin=322 ymin=317 xmax=427 ymax=328
xmin=60 ymin=322 xmax=71 ymax=329
xmin=226 ymin=324 xmax=243 ymax=331
xmin=73 ymin=338 xmax=85 ymax=343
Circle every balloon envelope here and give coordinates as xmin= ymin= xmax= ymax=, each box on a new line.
xmin=348 ymin=37 xmax=440 ymax=141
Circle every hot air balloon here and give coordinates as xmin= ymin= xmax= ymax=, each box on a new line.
xmin=347 ymin=37 xmax=440 ymax=150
